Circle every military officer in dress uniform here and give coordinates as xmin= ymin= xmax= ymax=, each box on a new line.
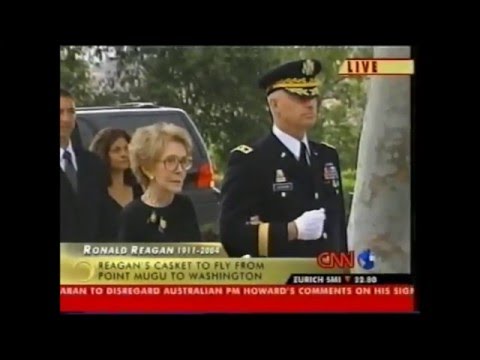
xmin=219 ymin=59 xmax=348 ymax=257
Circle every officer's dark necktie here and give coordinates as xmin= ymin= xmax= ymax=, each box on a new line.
xmin=300 ymin=142 xmax=310 ymax=167
xmin=63 ymin=150 xmax=78 ymax=192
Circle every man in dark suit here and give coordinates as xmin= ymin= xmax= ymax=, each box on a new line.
xmin=60 ymin=88 xmax=114 ymax=242
xmin=219 ymin=59 xmax=348 ymax=257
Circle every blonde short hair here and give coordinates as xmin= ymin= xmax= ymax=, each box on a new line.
xmin=129 ymin=122 xmax=193 ymax=188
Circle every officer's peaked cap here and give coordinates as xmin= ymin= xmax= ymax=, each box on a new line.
xmin=258 ymin=59 xmax=322 ymax=97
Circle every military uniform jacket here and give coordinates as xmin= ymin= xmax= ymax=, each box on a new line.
xmin=219 ymin=132 xmax=348 ymax=257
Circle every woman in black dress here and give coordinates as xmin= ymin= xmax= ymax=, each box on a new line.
xmin=89 ymin=128 xmax=143 ymax=237
xmin=118 ymin=122 xmax=201 ymax=243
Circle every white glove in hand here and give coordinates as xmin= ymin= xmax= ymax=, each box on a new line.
xmin=294 ymin=208 xmax=326 ymax=240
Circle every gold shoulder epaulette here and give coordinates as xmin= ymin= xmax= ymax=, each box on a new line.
xmin=321 ymin=142 xmax=336 ymax=149
xmin=231 ymin=144 xmax=254 ymax=154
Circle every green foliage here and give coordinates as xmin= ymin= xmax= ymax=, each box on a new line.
xmin=341 ymin=168 xmax=356 ymax=215
xmin=121 ymin=46 xmax=279 ymax=173
xmin=60 ymin=46 xmax=95 ymax=105
xmin=309 ymin=47 xmax=372 ymax=172
xmin=60 ymin=46 xmax=371 ymax=176
xmin=342 ymin=168 xmax=356 ymax=197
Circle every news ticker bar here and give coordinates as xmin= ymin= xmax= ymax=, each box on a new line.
xmin=60 ymin=285 xmax=415 ymax=313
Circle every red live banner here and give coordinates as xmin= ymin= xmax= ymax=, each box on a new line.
xmin=60 ymin=285 xmax=415 ymax=313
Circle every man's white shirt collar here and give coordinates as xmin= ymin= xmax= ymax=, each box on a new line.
xmin=272 ymin=124 xmax=310 ymax=161
xmin=60 ymin=141 xmax=78 ymax=171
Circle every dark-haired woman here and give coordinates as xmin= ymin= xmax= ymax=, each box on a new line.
xmin=90 ymin=128 xmax=143 ymax=238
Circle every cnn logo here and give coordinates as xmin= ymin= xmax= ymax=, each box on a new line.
xmin=317 ymin=251 xmax=355 ymax=269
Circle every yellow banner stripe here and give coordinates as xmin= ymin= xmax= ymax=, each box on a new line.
xmin=258 ymin=223 xmax=269 ymax=256
xmin=338 ymin=59 xmax=414 ymax=75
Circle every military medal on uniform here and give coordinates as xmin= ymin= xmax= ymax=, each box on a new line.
xmin=275 ymin=169 xmax=286 ymax=183
xmin=273 ymin=168 xmax=293 ymax=197
xmin=324 ymin=162 xmax=340 ymax=194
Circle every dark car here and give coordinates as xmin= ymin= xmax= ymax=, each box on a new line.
xmin=72 ymin=102 xmax=220 ymax=240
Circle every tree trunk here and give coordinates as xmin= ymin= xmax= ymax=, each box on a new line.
xmin=347 ymin=46 xmax=411 ymax=273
